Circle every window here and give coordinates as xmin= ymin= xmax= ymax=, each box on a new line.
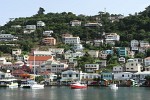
xmin=69 ymin=74 xmax=72 ymax=77
xmin=122 ymin=75 xmax=124 ymax=77
xmin=63 ymin=74 xmax=67 ymax=77
xmin=76 ymin=74 xmax=78 ymax=77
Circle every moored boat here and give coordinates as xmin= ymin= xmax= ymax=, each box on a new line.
xmin=108 ymin=84 xmax=118 ymax=90
xmin=70 ymin=81 xmax=87 ymax=89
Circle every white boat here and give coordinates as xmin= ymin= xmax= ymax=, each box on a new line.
xmin=0 ymin=79 xmax=18 ymax=88
xmin=8 ymin=82 xmax=18 ymax=88
xmin=108 ymin=84 xmax=118 ymax=90
xmin=30 ymin=53 xmax=44 ymax=89
xmin=31 ymin=82 xmax=44 ymax=89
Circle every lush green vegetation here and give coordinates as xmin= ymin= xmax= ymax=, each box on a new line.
xmin=1 ymin=6 xmax=150 ymax=70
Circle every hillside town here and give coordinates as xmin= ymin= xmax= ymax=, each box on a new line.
xmin=0 ymin=18 xmax=150 ymax=87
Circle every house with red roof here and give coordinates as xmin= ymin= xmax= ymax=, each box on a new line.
xmin=27 ymin=56 xmax=53 ymax=73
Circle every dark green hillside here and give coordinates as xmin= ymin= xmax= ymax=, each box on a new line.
xmin=0 ymin=6 xmax=150 ymax=54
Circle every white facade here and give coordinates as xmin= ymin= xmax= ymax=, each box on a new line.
xmin=144 ymin=57 xmax=150 ymax=66
xmin=64 ymin=51 xmax=84 ymax=59
xmin=133 ymin=71 xmax=150 ymax=81
xmin=70 ymin=20 xmax=81 ymax=26
xmin=44 ymin=60 xmax=68 ymax=73
xmin=0 ymin=57 xmax=6 ymax=64
xmin=63 ymin=37 xmax=80 ymax=44
xmin=93 ymin=39 xmax=103 ymax=47
xmin=85 ymin=64 xmax=99 ymax=73
xmin=37 ymin=21 xmax=45 ymax=27
xmin=131 ymin=40 xmax=139 ymax=47
xmin=49 ymin=48 xmax=64 ymax=54
xmin=113 ymin=66 xmax=124 ymax=73
xmin=26 ymin=25 xmax=36 ymax=30
xmin=73 ymin=43 xmax=83 ymax=51
xmin=118 ymin=57 xmax=126 ymax=63
xmin=43 ymin=30 xmax=53 ymax=37
xmin=125 ymin=59 xmax=142 ymax=72
xmin=60 ymin=70 xmax=79 ymax=81
xmin=0 ymin=34 xmax=18 ymax=41
xmin=84 ymin=23 xmax=102 ymax=27
xmin=105 ymin=33 xmax=120 ymax=41
xmin=114 ymin=72 xmax=133 ymax=80
xmin=131 ymin=40 xmax=139 ymax=51
xmin=34 ymin=51 xmax=54 ymax=56
xmin=12 ymin=49 xmax=22 ymax=56
xmin=99 ymin=52 xmax=107 ymax=59
xmin=140 ymin=41 xmax=149 ymax=47
xmin=88 ymin=50 xmax=99 ymax=58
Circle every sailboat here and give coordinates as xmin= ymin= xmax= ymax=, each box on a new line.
xmin=31 ymin=52 xmax=44 ymax=89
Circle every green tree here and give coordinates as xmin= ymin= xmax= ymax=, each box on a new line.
xmin=37 ymin=7 xmax=45 ymax=15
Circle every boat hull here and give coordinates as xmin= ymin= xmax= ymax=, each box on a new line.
xmin=70 ymin=83 xmax=87 ymax=89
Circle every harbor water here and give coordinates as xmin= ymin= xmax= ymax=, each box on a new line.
xmin=1 ymin=86 xmax=150 ymax=100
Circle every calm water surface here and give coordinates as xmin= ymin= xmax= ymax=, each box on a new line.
xmin=0 ymin=86 xmax=150 ymax=100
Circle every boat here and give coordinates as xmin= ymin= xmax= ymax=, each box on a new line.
xmin=30 ymin=53 xmax=44 ymax=89
xmin=20 ymin=80 xmax=33 ymax=88
xmin=8 ymin=81 xmax=18 ymax=88
xmin=0 ymin=78 xmax=18 ymax=88
xmin=70 ymin=81 xmax=87 ymax=89
xmin=31 ymin=81 xmax=44 ymax=89
xmin=108 ymin=84 xmax=118 ymax=90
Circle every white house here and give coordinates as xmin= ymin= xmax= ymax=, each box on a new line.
xmin=26 ymin=25 xmax=36 ymax=30
xmin=131 ymin=40 xmax=139 ymax=51
xmin=114 ymin=72 xmax=133 ymax=80
xmin=37 ymin=21 xmax=45 ymax=27
xmin=49 ymin=48 xmax=64 ymax=54
xmin=88 ymin=50 xmax=99 ymax=58
xmin=43 ymin=30 xmax=53 ymax=37
xmin=105 ymin=33 xmax=120 ymax=41
xmin=60 ymin=70 xmax=79 ymax=82
xmin=85 ymin=64 xmax=99 ymax=73
xmin=139 ymin=41 xmax=149 ymax=47
xmin=12 ymin=49 xmax=22 ymax=56
xmin=43 ymin=60 xmax=68 ymax=73
xmin=113 ymin=66 xmax=124 ymax=73
xmin=34 ymin=51 xmax=54 ymax=56
xmin=99 ymin=51 xmax=107 ymax=59
xmin=125 ymin=59 xmax=143 ymax=72
xmin=64 ymin=51 xmax=84 ymax=59
xmin=84 ymin=23 xmax=102 ymax=27
xmin=63 ymin=36 xmax=80 ymax=44
xmin=132 ymin=71 xmax=150 ymax=82
xmin=73 ymin=43 xmax=84 ymax=51
xmin=0 ymin=34 xmax=18 ymax=41
xmin=144 ymin=57 xmax=150 ymax=67
xmin=118 ymin=57 xmax=126 ymax=63
xmin=93 ymin=39 xmax=104 ymax=47
xmin=70 ymin=20 xmax=81 ymax=26
xmin=0 ymin=57 xmax=7 ymax=64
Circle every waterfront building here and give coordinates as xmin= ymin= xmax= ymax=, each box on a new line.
xmin=113 ymin=72 xmax=133 ymax=80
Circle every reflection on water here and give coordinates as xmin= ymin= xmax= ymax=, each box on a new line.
xmin=0 ymin=87 xmax=150 ymax=100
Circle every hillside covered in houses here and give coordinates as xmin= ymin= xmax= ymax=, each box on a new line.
xmin=0 ymin=6 xmax=150 ymax=86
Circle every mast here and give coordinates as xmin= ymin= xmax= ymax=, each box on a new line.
xmin=33 ymin=51 xmax=36 ymax=81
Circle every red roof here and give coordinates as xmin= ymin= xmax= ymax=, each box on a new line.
xmin=28 ymin=56 xmax=52 ymax=61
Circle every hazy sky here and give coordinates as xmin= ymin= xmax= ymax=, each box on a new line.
xmin=0 ymin=0 xmax=150 ymax=25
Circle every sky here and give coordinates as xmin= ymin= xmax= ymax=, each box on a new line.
xmin=0 ymin=0 xmax=150 ymax=26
